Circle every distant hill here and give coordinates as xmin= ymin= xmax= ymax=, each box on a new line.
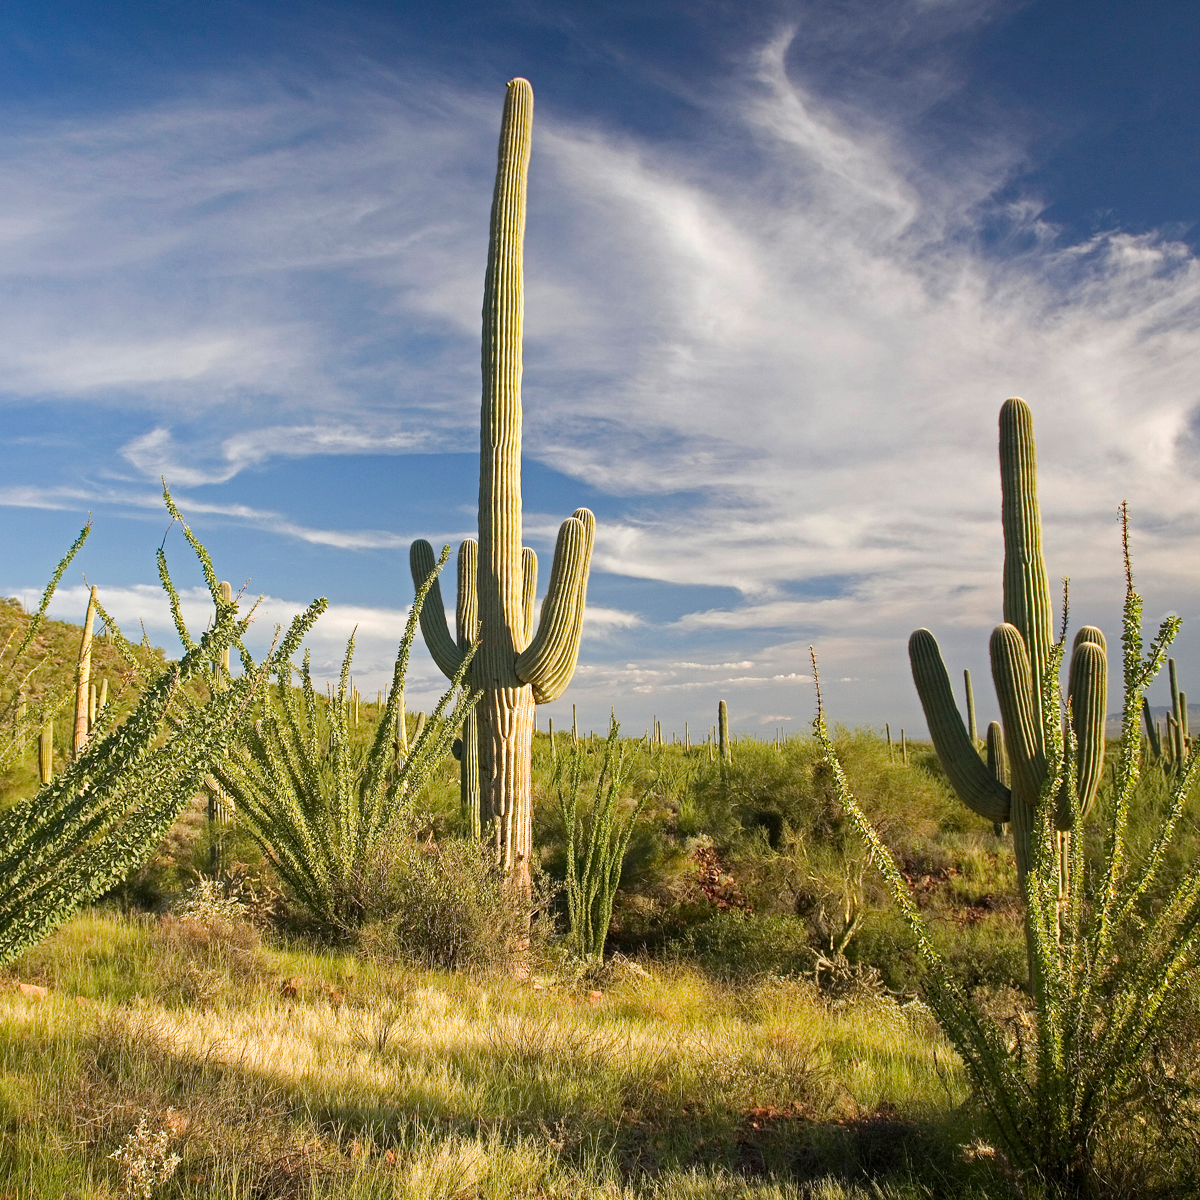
xmin=1105 ymin=705 xmax=1197 ymax=740
xmin=1 ymin=596 xmax=165 ymax=802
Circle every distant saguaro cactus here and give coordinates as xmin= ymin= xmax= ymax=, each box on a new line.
xmin=410 ymin=79 xmax=594 ymax=883
xmin=38 ymin=721 xmax=53 ymax=786
xmin=909 ymin=399 xmax=1107 ymax=888
xmin=718 ymin=699 xmax=730 ymax=765
xmin=72 ymin=586 xmax=98 ymax=759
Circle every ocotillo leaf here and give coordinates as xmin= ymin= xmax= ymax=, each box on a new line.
xmin=909 ymin=629 xmax=1010 ymax=824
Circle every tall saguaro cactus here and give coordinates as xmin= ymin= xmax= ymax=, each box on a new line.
xmin=909 ymin=399 xmax=1107 ymax=885
xmin=410 ymin=79 xmax=594 ymax=884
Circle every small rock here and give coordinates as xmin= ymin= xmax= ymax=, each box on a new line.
xmin=18 ymin=982 xmax=48 ymax=999
xmin=589 ymin=990 xmax=603 ymax=1003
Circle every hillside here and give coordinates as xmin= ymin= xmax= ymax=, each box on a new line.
xmin=0 ymin=596 xmax=166 ymax=803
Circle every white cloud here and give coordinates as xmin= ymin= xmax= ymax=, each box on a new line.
xmin=2 ymin=23 xmax=1199 ymax=731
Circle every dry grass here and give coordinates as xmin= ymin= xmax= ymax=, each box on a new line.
xmin=0 ymin=909 xmax=1003 ymax=1199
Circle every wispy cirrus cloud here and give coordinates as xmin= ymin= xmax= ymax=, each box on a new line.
xmin=1 ymin=8 xmax=1198 ymax=732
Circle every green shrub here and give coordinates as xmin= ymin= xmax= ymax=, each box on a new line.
xmin=357 ymin=836 xmax=539 ymax=972
xmin=674 ymin=909 xmax=817 ymax=980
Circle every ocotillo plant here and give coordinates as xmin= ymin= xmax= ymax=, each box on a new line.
xmin=909 ymin=399 xmax=1107 ymax=891
xmin=556 ymin=717 xmax=647 ymax=962
xmin=409 ymin=79 xmax=594 ymax=884
xmin=813 ymin=513 xmax=1200 ymax=1195
xmin=213 ymin=556 xmax=476 ymax=933
xmin=0 ymin=490 xmax=326 ymax=966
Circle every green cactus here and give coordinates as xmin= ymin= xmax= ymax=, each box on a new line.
xmin=72 ymin=586 xmax=97 ymax=759
xmin=964 ymin=669 xmax=978 ymax=744
xmin=910 ymin=399 xmax=1108 ymax=885
xmin=1142 ymin=695 xmax=1162 ymax=757
xmin=718 ymin=699 xmax=730 ymax=765
xmin=37 ymin=721 xmax=52 ymax=786
xmin=410 ymin=79 xmax=594 ymax=883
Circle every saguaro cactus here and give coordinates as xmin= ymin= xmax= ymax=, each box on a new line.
xmin=72 ymin=586 xmax=98 ymax=759
xmin=410 ymin=79 xmax=594 ymax=883
xmin=909 ymin=399 xmax=1107 ymax=884
xmin=37 ymin=721 xmax=53 ymax=785
xmin=718 ymin=699 xmax=730 ymax=765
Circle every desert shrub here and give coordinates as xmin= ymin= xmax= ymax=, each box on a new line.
xmin=356 ymin=836 xmax=540 ymax=972
xmin=674 ymin=909 xmax=817 ymax=980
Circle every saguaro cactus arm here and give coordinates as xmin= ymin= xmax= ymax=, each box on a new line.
xmin=909 ymin=629 xmax=1011 ymax=824
xmin=409 ymin=540 xmax=464 ymax=678
xmin=1143 ymin=696 xmax=1162 ymax=757
xmin=1066 ymin=626 xmax=1107 ymax=823
xmin=989 ymin=622 xmax=1045 ymax=804
xmin=986 ymin=721 xmax=1009 ymax=788
xmin=72 ymin=586 xmax=98 ymax=759
xmin=457 ymin=539 xmax=480 ymax=653
xmin=521 ymin=547 xmax=538 ymax=645
xmin=515 ymin=508 xmax=595 ymax=703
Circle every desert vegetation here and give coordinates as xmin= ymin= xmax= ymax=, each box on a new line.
xmin=1 ymin=75 xmax=1198 ymax=1200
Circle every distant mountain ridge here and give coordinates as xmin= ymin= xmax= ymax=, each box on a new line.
xmin=1105 ymin=705 xmax=1197 ymax=740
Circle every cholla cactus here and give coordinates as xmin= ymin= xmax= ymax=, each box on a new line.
xmin=909 ymin=399 xmax=1108 ymax=885
xmin=410 ymin=79 xmax=594 ymax=882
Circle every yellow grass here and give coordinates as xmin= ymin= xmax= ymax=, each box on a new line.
xmin=0 ymin=910 xmax=998 ymax=1199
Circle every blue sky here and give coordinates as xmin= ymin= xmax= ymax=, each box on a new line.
xmin=1 ymin=0 xmax=1198 ymax=739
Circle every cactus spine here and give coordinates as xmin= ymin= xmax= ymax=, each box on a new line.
xmin=409 ymin=80 xmax=594 ymax=882
xmin=909 ymin=399 xmax=1108 ymax=888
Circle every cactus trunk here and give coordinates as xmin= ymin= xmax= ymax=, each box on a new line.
xmin=718 ymin=699 xmax=730 ymax=765
xmin=461 ymin=706 xmax=481 ymax=839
